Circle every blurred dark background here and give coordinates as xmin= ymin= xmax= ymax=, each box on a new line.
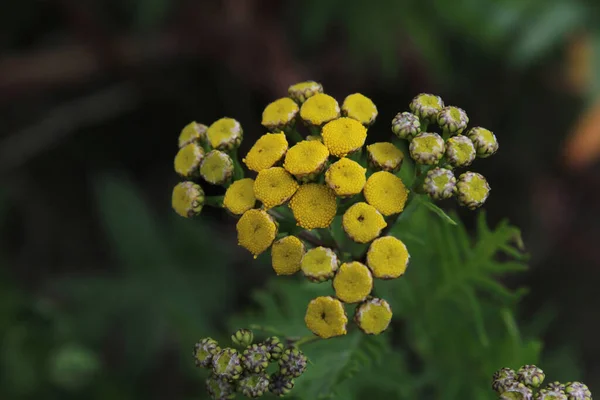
xmin=1 ymin=0 xmax=600 ymax=398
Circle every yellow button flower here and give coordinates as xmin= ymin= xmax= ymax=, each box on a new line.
xmin=301 ymin=246 xmax=339 ymax=282
xmin=456 ymin=171 xmax=491 ymax=209
xmin=366 ymin=142 xmax=404 ymax=172
xmin=304 ymin=296 xmax=348 ymax=339
xmin=178 ymin=121 xmax=207 ymax=148
xmin=445 ymin=135 xmax=476 ymax=168
xmin=200 ymin=150 xmax=234 ymax=185
xmin=324 ymin=158 xmax=366 ymax=197
xmin=354 ymin=298 xmax=393 ymax=335
xmin=299 ymin=93 xmax=340 ymax=126
xmin=363 ymin=171 xmax=409 ymax=216
xmin=253 ymin=167 xmax=299 ymax=209
xmin=342 ymin=93 xmax=378 ymax=126
xmin=409 ymin=93 xmax=444 ymax=122
xmin=243 ymin=132 xmax=288 ymax=173
xmin=366 ymin=236 xmax=409 ymax=279
xmin=288 ymin=81 xmax=323 ymax=104
xmin=342 ymin=202 xmax=387 ymax=243
xmin=223 ymin=178 xmax=256 ymax=215
xmin=409 ymin=132 xmax=445 ymax=165
xmin=174 ymin=143 xmax=204 ymax=178
xmin=321 ymin=117 xmax=367 ymax=158
xmin=172 ymin=181 xmax=204 ymax=218
xmin=236 ymin=209 xmax=278 ymax=258
xmin=283 ymin=141 xmax=329 ymax=181
xmin=333 ymin=262 xmax=373 ymax=303
xmin=262 ymin=97 xmax=299 ymax=131
xmin=207 ymin=117 xmax=243 ymax=150
xmin=289 ymin=184 xmax=337 ymax=229
xmin=271 ymin=236 xmax=305 ymax=275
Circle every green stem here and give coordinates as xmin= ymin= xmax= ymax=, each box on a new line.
xmin=205 ymin=195 xmax=224 ymax=207
xmin=284 ymin=126 xmax=304 ymax=144
xmin=292 ymin=335 xmax=321 ymax=348
xmin=249 ymin=325 xmax=286 ymax=337
xmin=230 ymin=148 xmax=245 ymax=181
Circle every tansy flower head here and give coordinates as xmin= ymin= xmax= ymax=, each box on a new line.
xmin=467 ymin=126 xmax=499 ymax=158
xmin=236 ymin=209 xmax=278 ymax=257
xmin=238 ymin=372 xmax=270 ymax=398
xmin=342 ymin=93 xmax=378 ymax=126
xmin=409 ymin=93 xmax=444 ymax=122
xmin=206 ymin=374 xmax=236 ymax=400
xmin=547 ymin=382 xmax=566 ymax=392
xmin=409 ymin=132 xmax=445 ymax=165
xmin=178 ymin=121 xmax=207 ymax=148
xmin=517 ymin=365 xmax=545 ymax=388
xmin=200 ymin=150 xmax=234 ymax=185
xmin=194 ymin=338 xmax=220 ymax=368
xmin=333 ymin=261 xmax=373 ymax=303
xmin=261 ymin=336 xmax=284 ymax=360
xmin=212 ymin=348 xmax=243 ymax=380
xmin=278 ymin=348 xmax=307 ymax=378
xmin=536 ymin=389 xmax=567 ymax=400
xmin=492 ymin=368 xmax=517 ymax=394
xmin=283 ymin=140 xmax=329 ymax=181
xmin=456 ymin=171 xmax=490 ymax=209
xmin=354 ymin=298 xmax=393 ymax=335
xmin=174 ymin=142 xmax=204 ymax=178
xmin=242 ymin=344 xmax=270 ymax=373
xmin=289 ymin=184 xmax=337 ymax=229
xmin=437 ymin=106 xmax=469 ymax=135
xmin=304 ymin=296 xmax=348 ymax=338
xmin=206 ymin=117 xmax=243 ymax=151
xmin=565 ymin=382 xmax=592 ymax=400
xmin=172 ymin=181 xmax=205 ymax=218
xmin=392 ymin=111 xmax=421 ymax=140
xmin=423 ymin=167 xmax=456 ymax=200
xmin=445 ymin=135 xmax=476 ymax=168
xmin=288 ymin=81 xmax=323 ymax=104
xmin=499 ymin=383 xmax=533 ymax=400
xmin=367 ymin=236 xmax=409 ymax=279
xmin=301 ymin=246 xmax=338 ymax=282
xmin=243 ymin=132 xmax=288 ymax=172
xmin=363 ymin=171 xmax=409 ymax=216
xmin=321 ymin=117 xmax=367 ymax=157
xmin=271 ymin=235 xmax=305 ymax=276
xmin=342 ymin=202 xmax=387 ymax=243
xmin=366 ymin=142 xmax=404 ymax=172
xmin=262 ymin=98 xmax=299 ymax=131
xmin=223 ymin=178 xmax=256 ymax=215
xmin=254 ymin=167 xmax=299 ymax=209
xmin=300 ymin=93 xmax=340 ymax=126
xmin=325 ymin=158 xmax=366 ymax=197
xmin=269 ymin=373 xmax=295 ymax=397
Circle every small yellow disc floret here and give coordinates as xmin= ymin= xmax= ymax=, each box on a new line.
xmin=301 ymin=246 xmax=339 ymax=282
xmin=262 ymin=98 xmax=299 ymax=131
xmin=178 ymin=121 xmax=207 ymax=148
xmin=283 ymin=141 xmax=329 ymax=180
xmin=333 ymin=262 xmax=373 ymax=304
xmin=172 ymin=181 xmax=204 ymax=218
xmin=304 ymin=296 xmax=348 ymax=338
xmin=321 ymin=117 xmax=367 ymax=157
xmin=271 ymin=236 xmax=305 ymax=276
xmin=174 ymin=143 xmax=204 ymax=178
xmin=289 ymin=184 xmax=337 ymax=229
xmin=206 ymin=117 xmax=243 ymax=150
xmin=299 ymin=93 xmax=340 ymax=126
xmin=200 ymin=150 xmax=234 ymax=185
xmin=254 ymin=167 xmax=299 ymax=209
xmin=325 ymin=158 xmax=366 ymax=197
xmin=363 ymin=171 xmax=409 ymax=216
xmin=342 ymin=93 xmax=378 ymax=126
xmin=366 ymin=142 xmax=404 ymax=172
xmin=236 ymin=209 xmax=278 ymax=258
xmin=366 ymin=236 xmax=409 ymax=279
xmin=223 ymin=178 xmax=256 ymax=215
xmin=342 ymin=202 xmax=387 ymax=243
xmin=243 ymin=132 xmax=288 ymax=172
xmin=288 ymin=81 xmax=323 ymax=103
xmin=354 ymin=298 xmax=393 ymax=335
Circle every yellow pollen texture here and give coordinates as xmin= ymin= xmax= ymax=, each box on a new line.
xmin=299 ymin=93 xmax=340 ymax=126
xmin=342 ymin=202 xmax=387 ymax=243
xmin=289 ymin=184 xmax=337 ymax=229
xmin=363 ymin=171 xmax=409 ymax=216
xmin=243 ymin=132 xmax=288 ymax=172
xmin=253 ymin=167 xmax=299 ymax=209
xmin=304 ymin=296 xmax=348 ymax=338
xmin=283 ymin=140 xmax=329 ymax=178
xmin=325 ymin=158 xmax=366 ymax=197
xmin=271 ymin=235 xmax=305 ymax=275
xmin=333 ymin=262 xmax=373 ymax=304
xmin=321 ymin=117 xmax=367 ymax=157
xmin=342 ymin=93 xmax=378 ymax=125
xmin=223 ymin=178 xmax=256 ymax=215
xmin=366 ymin=236 xmax=410 ymax=279
xmin=236 ymin=209 xmax=278 ymax=258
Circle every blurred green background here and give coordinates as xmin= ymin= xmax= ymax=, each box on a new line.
xmin=1 ymin=0 xmax=600 ymax=398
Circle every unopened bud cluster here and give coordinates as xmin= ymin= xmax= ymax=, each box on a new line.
xmin=491 ymin=365 xmax=592 ymax=400
xmin=195 ymin=329 xmax=307 ymax=399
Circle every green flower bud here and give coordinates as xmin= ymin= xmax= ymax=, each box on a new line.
xmin=174 ymin=142 xmax=205 ymax=178
xmin=269 ymin=373 xmax=295 ymax=397
xmin=172 ymin=181 xmax=205 ymax=218
xmin=242 ymin=344 xmax=270 ymax=373
xmin=391 ymin=112 xmax=421 ymax=140
xmin=288 ymin=81 xmax=324 ymax=104
xmin=238 ymin=372 xmax=270 ymax=398
xmin=262 ymin=336 xmax=284 ymax=361
xmin=437 ymin=106 xmax=469 ymax=135
xmin=409 ymin=93 xmax=444 ymax=122
xmin=547 ymin=382 xmax=567 ymax=392
xmin=206 ymin=374 xmax=236 ymax=400
xmin=535 ymin=389 xmax=567 ymax=400
xmin=517 ymin=365 xmax=545 ymax=388
xmin=423 ymin=167 xmax=456 ymax=200
xmin=409 ymin=132 xmax=445 ymax=165
xmin=200 ymin=150 xmax=234 ymax=186
xmin=207 ymin=117 xmax=243 ymax=151
xmin=178 ymin=121 xmax=208 ymax=148
xmin=231 ymin=328 xmax=254 ymax=347
xmin=493 ymin=368 xmax=517 ymax=394
xmin=445 ymin=135 xmax=476 ymax=168
xmin=194 ymin=337 xmax=221 ymax=368
xmin=456 ymin=171 xmax=490 ymax=209
xmin=499 ymin=382 xmax=533 ymax=400
xmin=467 ymin=126 xmax=498 ymax=158
xmin=212 ymin=348 xmax=243 ymax=381
xmin=278 ymin=348 xmax=307 ymax=378
xmin=565 ymin=382 xmax=592 ymax=400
